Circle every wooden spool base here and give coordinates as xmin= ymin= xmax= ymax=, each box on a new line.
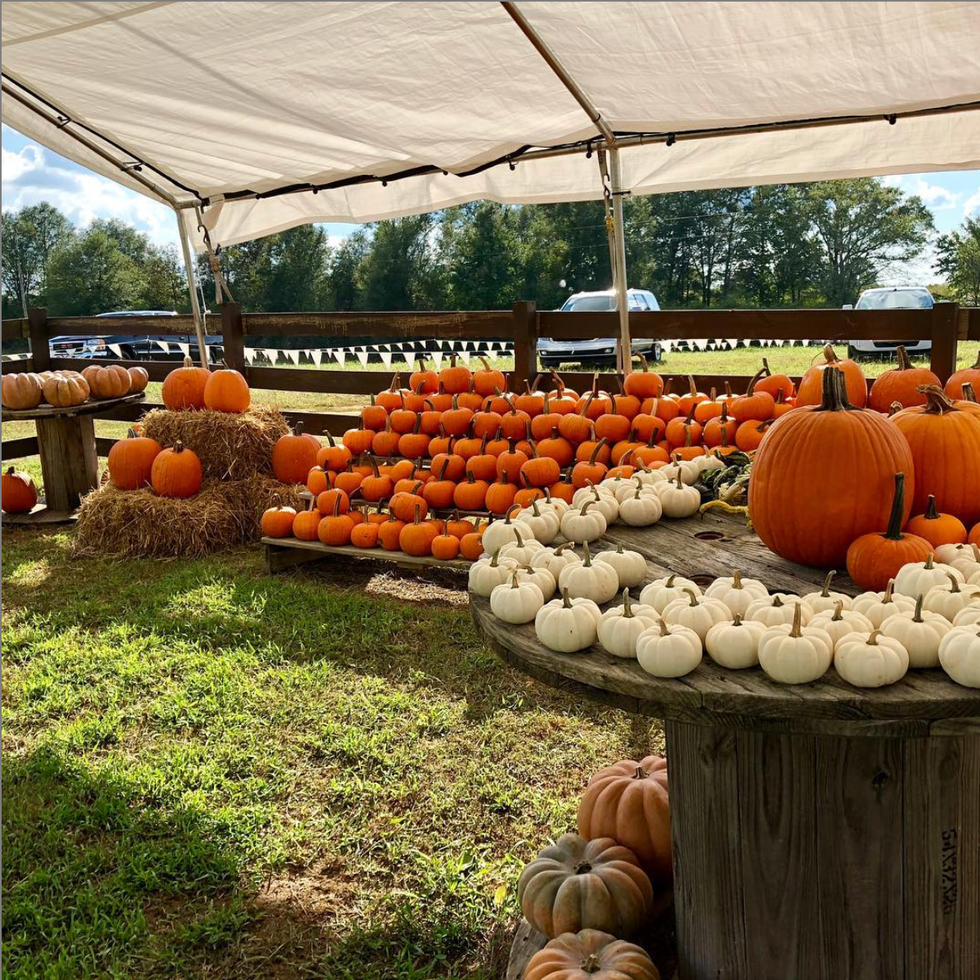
xmin=262 ymin=536 xmax=472 ymax=574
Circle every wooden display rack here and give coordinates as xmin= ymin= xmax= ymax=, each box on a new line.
xmin=262 ymin=536 xmax=472 ymax=574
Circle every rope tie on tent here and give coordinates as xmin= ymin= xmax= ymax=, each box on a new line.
xmin=196 ymin=208 xmax=235 ymax=305
xmin=597 ymin=148 xmax=615 ymax=235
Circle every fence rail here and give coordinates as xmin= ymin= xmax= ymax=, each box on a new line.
xmin=3 ymin=302 xmax=978 ymax=459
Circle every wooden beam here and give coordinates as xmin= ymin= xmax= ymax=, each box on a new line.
xmin=0 ymin=436 xmax=40 ymax=458
xmin=1 ymin=318 xmax=29 ymax=341
xmin=221 ymin=302 xmax=245 ymax=370
xmin=930 ymin=301 xmax=959 ymax=383
xmin=2 ymin=358 xmax=33 ymax=375
xmin=28 ymin=307 xmax=50 ymax=372
xmin=512 ymin=300 xmax=537 ymax=390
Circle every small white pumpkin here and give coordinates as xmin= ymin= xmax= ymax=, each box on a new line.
xmin=607 ymin=477 xmax=651 ymax=504
xmin=529 ymin=542 xmax=580 ymax=581
xmin=948 ymin=543 xmax=980 ymax=580
xmin=595 ymin=543 xmax=648 ymax=589
xmin=635 ymin=618 xmax=703 ymax=677
xmin=655 ymin=472 xmax=702 ymax=519
xmin=515 ymin=498 xmax=560 ymax=544
xmin=695 ymin=453 xmax=726 ymax=476
xmin=893 ymin=555 xmax=964 ymax=597
xmin=704 ymin=569 xmax=768 ymax=617
xmin=618 ymin=488 xmax=663 ymax=527
xmin=514 ymin=564 xmax=556 ymax=599
xmin=659 ymin=457 xmax=700 ymax=486
xmin=640 ymin=574 xmax=703 ymax=614
xmin=879 ymin=595 xmax=951 ymax=669
xmin=572 ymin=484 xmax=615 ymax=508
xmin=539 ymin=488 xmax=571 ymax=517
xmin=934 ymin=541 xmax=978 ymax=565
xmin=632 ymin=461 xmax=668 ymax=486
xmin=599 ymin=475 xmax=635 ymax=499
xmin=661 ymin=588 xmax=731 ymax=642
xmin=745 ymin=594 xmax=814 ymax=628
xmin=468 ymin=550 xmax=519 ymax=597
xmin=704 ymin=614 xmax=766 ymax=669
xmin=489 ymin=569 xmax=544 ymax=624
xmin=481 ymin=507 xmax=525 ymax=555
xmin=559 ymin=500 xmax=608 ymax=544
xmin=534 ymin=588 xmax=601 ymax=653
xmin=809 ymin=602 xmax=874 ymax=648
xmin=922 ymin=572 xmax=980 ymax=621
xmin=970 ymin=568 xmax=980 ymax=587
xmin=498 ymin=527 xmax=546 ymax=565
xmin=953 ymin=604 xmax=980 ymax=628
xmin=802 ymin=570 xmax=852 ymax=614
xmin=834 ymin=629 xmax=909 ymax=688
xmin=757 ymin=602 xmax=833 ymax=684
xmin=850 ymin=579 xmax=917 ymax=628
xmin=583 ymin=486 xmax=620 ymax=525
xmin=557 ymin=541 xmax=620 ymax=604
xmin=597 ymin=589 xmax=661 ymax=659
xmin=938 ymin=626 xmax=980 ymax=688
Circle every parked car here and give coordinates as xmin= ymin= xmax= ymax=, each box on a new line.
xmin=537 ymin=289 xmax=662 ymax=368
xmin=49 ymin=310 xmax=223 ymax=363
xmin=846 ymin=287 xmax=934 ymax=358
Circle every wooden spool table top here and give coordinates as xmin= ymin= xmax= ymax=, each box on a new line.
xmin=471 ymin=512 xmax=980 ymax=738
xmin=2 ymin=391 xmax=145 ymax=421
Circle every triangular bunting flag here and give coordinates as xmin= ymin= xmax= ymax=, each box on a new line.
xmin=379 ymin=350 xmax=393 ymax=368
xmin=156 ymin=339 xmax=170 ymax=353
xmin=355 ymin=349 xmax=370 ymax=366
xmin=108 ymin=343 xmax=124 ymax=358
xmin=284 ymin=349 xmax=300 ymax=365
xmin=177 ymin=342 xmax=190 ymax=356
xmin=430 ymin=350 xmax=443 ymax=368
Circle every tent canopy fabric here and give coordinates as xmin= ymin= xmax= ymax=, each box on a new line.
xmin=3 ymin=1 xmax=979 ymax=248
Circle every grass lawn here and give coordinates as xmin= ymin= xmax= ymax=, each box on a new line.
xmin=1 ymin=528 xmax=659 ymax=978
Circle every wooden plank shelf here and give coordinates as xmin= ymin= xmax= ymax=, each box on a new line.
xmin=262 ymin=536 xmax=473 ymax=574
xmin=1 ymin=391 xmax=145 ymax=421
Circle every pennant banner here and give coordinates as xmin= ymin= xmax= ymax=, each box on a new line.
xmin=108 ymin=343 xmax=124 ymax=358
xmin=379 ymin=350 xmax=393 ymax=368
xmin=355 ymin=348 xmax=370 ymax=366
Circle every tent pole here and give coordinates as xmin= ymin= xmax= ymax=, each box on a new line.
xmin=175 ymin=210 xmax=209 ymax=368
xmin=607 ymin=148 xmax=631 ymax=375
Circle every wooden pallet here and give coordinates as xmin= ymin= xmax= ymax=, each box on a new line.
xmin=262 ymin=536 xmax=473 ymax=574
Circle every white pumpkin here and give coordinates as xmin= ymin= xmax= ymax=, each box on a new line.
xmin=745 ymin=594 xmax=814 ymax=628
xmin=802 ymin=570 xmax=852 ymax=614
xmin=534 ymin=588 xmax=601 ymax=653
xmin=618 ymin=488 xmax=663 ymax=527
xmin=834 ymin=630 xmax=909 ymax=688
xmin=879 ymin=595 xmax=951 ymax=669
xmin=953 ymin=604 xmax=980 ymax=628
xmin=597 ymin=590 xmax=662 ymax=659
xmin=559 ymin=500 xmax=608 ymax=544
xmin=498 ymin=528 xmax=546 ymax=565
xmin=695 ymin=453 xmax=726 ymax=476
xmin=632 ymin=462 xmax=668 ymax=486
xmin=938 ymin=626 xmax=980 ymax=688
xmin=970 ymin=568 xmax=980 ymax=587
xmin=489 ymin=570 xmax=544 ymax=624
xmin=757 ymin=603 xmax=833 ymax=684
xmin=584 ymin=486 xmax=620 ymax=525
xmin=595 ymin=543 xmax=648 ymax=589
xmin=704 ymin=569 xmax=768 ymax=617
xmin=635 ymin=618 xmax=703 ymax=677
xmin=573 ymin=484 xmax=615 ymax=508
xmin=809 ymin=602 xmax=874 ymax=648
xmin=704 ymin=614 xmax=766 ymax=669
xmin=515 ymin=499 xmax=560 ymax=544
xmin=607 ymin=477 xmax=651 ymax=503
xmin=922 ymin=572 xmax=980 ymax=621
xmin=893 ymin=555 xmax=964 ymax=597
xmin=557 ymin=542 xmax=620 ymax=604
xmin=661 ymin=588 xmax=731 ymax=642
xmin=934 ymin=542 xmax=978 ymax=565
xmin=514 ymin=564 xmax=557 ymax=599
xmin=659 ymin=457 xmax=700 ymax=486
xmin=655 ymin=472 xmax=702 ymax=519
xmin=539 ymin=489 xmax=571 ymax=517
xmin=850 ymin=579 xmax=917 ymax=628
xmin=468 ymin=551 xmax=519 ymax=597
xmin=640 ymin=575 xmax=703 ymax=614
xmin=948 ymin=543 xmax=980 ymax=579
xmin=529 ymin=542 xmax=580 ymax=581
xmin=481 ymin=509 xmax=526 ymax=556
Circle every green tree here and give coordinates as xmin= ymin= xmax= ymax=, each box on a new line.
xmin=806 ymin=178 xmax=933 ymax=306
xmin=1 ymin=203 xmax=74 ymax=315
xmin=45 ymin=228 xmax=144 ymax=315
xmin=142 ymin=244 xmax=190 ymax=311
xmin=936 ymin=216 xmax=980 ymax=306
xmin=358 ymin=216 xmax=444 ymax=310
xmin=329 ymin=231 xmax=368 ymax=311
xmin=265 ymin=225 xmax=333 ymax=311
xmin=442 ymin=202 xmax=520 ymax=309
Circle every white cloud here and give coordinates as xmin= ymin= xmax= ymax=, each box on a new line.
xmin=964 ymin=186 xmax=980 ymax=218
xmin=909 ymin=177 xmax=960 ymax=211
xmin=2 ymin=142 xmax=177 ymax=246
xmin=881 ymin=174 xmax=905 ymax=188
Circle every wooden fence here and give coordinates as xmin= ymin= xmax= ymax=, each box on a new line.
xmin=3 ymin=302 xmax=978 ymax=461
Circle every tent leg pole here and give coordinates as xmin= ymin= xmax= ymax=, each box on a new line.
xmin=176 ymin=209 xmax=209 ymax=368
xmin=608 ymin=148 xmax=631 ymax=375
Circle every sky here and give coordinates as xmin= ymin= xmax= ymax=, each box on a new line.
xmin=3 ymin=123 xmax=979 ymax=287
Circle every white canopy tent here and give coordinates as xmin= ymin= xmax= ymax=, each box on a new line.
xmin=4 ymin=0 xmax=980 ymax=366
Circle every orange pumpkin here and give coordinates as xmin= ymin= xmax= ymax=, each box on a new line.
xmin=316 ymin=487 xmax=350 ymax=516
xmin=969 ymin=522 xmax=980 ymax=547
xmin=571 ymin=439 xmax=610 ymax=489
xmin=472 ymin=357 xmax=506 ymax=398
xmin=445 ymin=511 xmax=475 ymax=539
xmin=292 ymin=498 xmax=321 ymax=540
xmin=472 ymin=408 xmax=503 ymax=440
xmin=376 ymin=374 xmax=404 ymax=414
xmin=203 ymin=368 xmax=250 ymax=413
xmin=496 ymin=444 xmax=528 ymax=484
xmin=350 ymin=520 xmax=381 ymax=548
xmin=523 ymin=930 xmax=660 ymax=980
xmin=459 ymin=523 xmax=486 ymax=560
xmin=623 ymin=352 xmax=664 ymax=399
xmin=359 ymin=457 xmax=394 ymax=502
xmin=891 ymin=385 xmax=980 ymax=526
xmin=316 ymin=433 xmax=352 ymax=472
xmin=515 ymin=377 xmax=546 ymax=416
xmin=453 ymin=471 xmax=489 ymax=511
xmin=520 ymin=446 xmax=561 ymax=488
xmin=750 ymin=368 xmax=915 ymax=567
xmin=150 ymin=441 xmax=203 ymax=498
xmin=465 ymin=444 xmax=498 ymax=482
xmin=753 ymin=358 xmax=795 ymax=401
xmin=261 ymin=500 xmax=297 ymax=538
xmin=1 ymin=372 xmax=43 ymax=410
xmin=398 ymin=421 xmax=430 ymax=461
xmin=845 ymin=473 xmax=933 ymax=590
xmin=728 ymin=370 xmax=775 ymax=424
xmin=438 ymin=355 xmax=471 ymax=395
xmin=107 ymin=435 xmax=162 ymax=490
xmin=409 ymin=358 xmax=438 ymax=395
xmin=389 ymin=483 xmax=427 ymax=523
xmin=371 ymin=418 xmax=401 ymax=457
xmin=127 ymin=366 xmax=149 ymax=394
xmin=905 ymin=495 xmax=968 ymax=548
xmin=378 ymin=518 xmax=406 ymax=550
xmin=1 ymin=466 xmax=38 ymax=513
xmin=43 ymin=373 xmax=89 ymax=407
xmin=868 ymin=346 xmax=940 ymax=413
xmin=702 ymin=404 xmax=739 ymax=448
xmin=162 ymin=355 xmax=210 ymax=410
xmin=431 ymin=532 xmax=461 ymax=560
xmin=400 ymin=503 xmax=439 ymax=555
xmin=485 ymin=476 xmax=518 ymax=515
xmin=796 ymin=344 xmax=867 ymax=408
xmin=272 ymin=421 xmax=319 ymax=484
xmin=945 ymin=350 xmax=980 ymax=400
xmin=317 ymin=495 xmax=354 ymax=545
xmin=734 ymin=417 xmax=774 ymax=452
xmin=538 ymin=428 xmax=575 ymax=467
xmin=82 ymin=364 xmax=132 ymax=399
xmin=361 ymin=395 xmax=388 ymax=431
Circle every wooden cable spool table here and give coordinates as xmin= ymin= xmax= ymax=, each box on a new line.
xmin=2 ymin=393 xmax=145 ymax=523
xmin=469 ymin=512 xmax=980 ymax=980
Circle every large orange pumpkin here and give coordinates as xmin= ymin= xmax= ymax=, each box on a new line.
xmin=272 ymin=421 xmax=319 ymax=484
xmin=524 ymin=929 xmax=660 ymax=980
xmin=261 ymin=500 xmax=297 ymax=538
xmin=1 ymin=467 xmax=38 ymax=513
xmin=1 ymin=372 xmax=43 ymax=410
xmin=127 ymin=366 xmax=150 ymax=394
xmin=43 ymin=373 xmax=89 ymax=407
xmin=577 ymin=755 xmax=671 ymax=883
xmin=162 ymin=355 xmax=210 ymax=410
xmin=150 ymin=441 xmax=203 ymax=498
xmin=749 ymin=368 xmax=914 ymax=567
xmin=204 ymin=369 xmax=250 ymax=413
xmin=107 ymin=436 xmax=163 ymax=490
xmin=945 ymin=350 xmax=980 ymax=400
xmin=796 ymin=344 xmax=867 ymax=408
xmin=891 ymin=385 xmax=980 ymax=526
xmin=905 ymin=495 xmax=968 ymax=548
xmin=867 ymin=346 xmax=939 ymax=413
xmin=82 ymin=364 xmax=132 ymax=399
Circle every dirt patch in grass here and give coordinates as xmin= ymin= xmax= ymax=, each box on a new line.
xmin=295 ymin=560 xmax=471 ymax=608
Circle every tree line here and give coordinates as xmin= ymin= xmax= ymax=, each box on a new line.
xmin=4 ymin=178 xmax=978 ymax=323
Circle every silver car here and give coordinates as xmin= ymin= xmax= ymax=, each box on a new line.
xmin=846 ymin=287 xmax=934 ymax=358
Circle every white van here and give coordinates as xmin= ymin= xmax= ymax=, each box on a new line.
xmin=846 ymin=286 xmax=934 ymax=357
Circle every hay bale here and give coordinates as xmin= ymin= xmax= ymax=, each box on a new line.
xmin=141 ymin=406 xmax=289 ymax=480
xmin=73 ymin=475 xmax=303 ymax=559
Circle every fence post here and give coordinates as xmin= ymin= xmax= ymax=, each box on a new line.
xmin=220 ymin=302 xmax=245 ymax=372
xmin=512 ymin=300 xmax=537 ymax=390
xmin=28 ymin=306 xmax=50 ymax=372
xmin=928 ymin=301 xmax=958 ymax=384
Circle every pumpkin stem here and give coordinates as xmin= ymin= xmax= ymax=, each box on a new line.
xmin=882 ymin=473 xmax=908 ymax=542
xmin=634 ymin=764 xmax=647 ymax=779
xmin=924 ymin=554 xmax=935 ymax=570
xmin=816 ymin=359 xmax=857 ymax=412
xmin=509 ymin=569 xmax=520 ymax=588
xmin=946 ymin=572 xmax=962 ymax=594
xmin=658 ymin=617 xmax=671 ymax=636
xmin=917 ymin=384 xmax=958 ymax=415
xmin=588 ymin=437 xmax=608 ymax=467
xmin=913 ymin=594 xmax=924 ymax=623
xmin=962 ymin=382 xmax=977 ymax=403
xmin=562 ymin=587 xmax=572 ymax=609
xmin=745 ymin=368 xmax=766 ymax=397
xmin=924 ymin=495 xmax=940 ymax=521
xmin=761 ymin=357 xmax=772 ymax=378
xmin=789 ymin=601 xmax=803 ymax=638
xmin=896 ymin=345 xmax=912 ymax=372
xmin=583 ymin=540 xmax=592 ymax=566
xmin=772 ymin=595 xmax=784 ymax=608
xmin=732 ymin=613 xmax=744 ymax=626
xmin=622 ymin=588 xmax=633 ymax=617
xmin=821 ymin=570 xmax=836 ymax=598
xmin=683 ymin=588 xmax=699 ymax=607
xmin=413 ymin=502 xmax=422 ymax=525
xmin=867 ymin=629 xmax=880 ymax=646
xmin=174 ymin=440 xmax=185 ymax=454
xmin=574 ymin=861 xmax=593 ymax=875
xmin=884 ymin=579 xmax=896 ymax=603
xmin=831 ymin=601 xmax=844 ymax=622
xmin=732 ymin=569 xmax=743 ymax=589
xmin=512 ymin=527 xmax=524 ymax=548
